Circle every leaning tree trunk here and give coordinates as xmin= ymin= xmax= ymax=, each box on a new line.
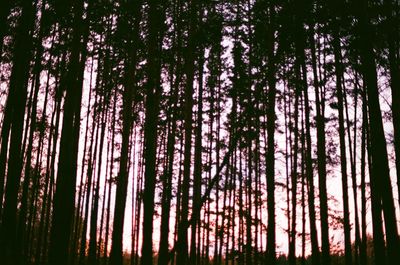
xmin=0 ymin=1 xmax=35 ymax=264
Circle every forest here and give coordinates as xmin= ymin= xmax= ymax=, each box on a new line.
xmin=0 ymin=0 xmax=399 ymax=265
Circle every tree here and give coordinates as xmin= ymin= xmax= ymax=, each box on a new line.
xmin=0 ymin=1 xmax=399 ymax=265
xmin=109 ymin=1 xmax=142 ymax=264
xmin=48 ymin=1 xmax=89 ymax=264
xmin=0 ymin=2 xmax=35 ymax=264
xmin=140 ymin=1 xmax=165 ymax=264
xmin=355 ymin=0 xmax=400 ymax=264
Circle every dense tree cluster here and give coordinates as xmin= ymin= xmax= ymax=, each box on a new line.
xmin=0 ymin=1 xmax=399 ymax=265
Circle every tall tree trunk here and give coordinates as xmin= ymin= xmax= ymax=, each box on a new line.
xmin=79 ymin=90 xmax=98 ymax=265
xmin=190 ymin=52 xmax=204 ymax=264
xmin=356 ymin=0 xmax=400 ymax=263
xmin=140 ymin=1 xmax=164 ymax=264
xmin=295 ymin=30 xmax=320 ymax=265
xmin=48 ymin=1 xmax=89 ymax=264
xmin=333 ymin=30 xmax=352 ymax=265
xmin=88 ymin=102 xmax=108 ymax=265
xmin=309 ymin=26 xmax=330 ymax=265
xmin=109 ymin=1 xmax=142 ymax=264
xmin=302 ymin=75 xmax=320 ymax=265
xmin=265 ymin=4 xmax=277 ymax=265
xmin=109 ymin=76 xmax=132 ymax=265
xmin=344 ymin=69 xmax=362 ymax=265
xmin=360 ymin=87 xmax=368 ymax=265
xmin=300 ymin=98 xmax=306 ymax=265
xmin=16 ymin=3 xmax=46 ymax=260
xmin=288 ymin=83 xmax=299 ymax=265
xmin=158 ymin=2 xmax=182 ymax=261
xmin=292 ymin=3 xmax=320 ymax=263
xmin=72 ymin=56 xmax=95 ymax=264
xmin=176 ymin=0 xmax=198 ymax=263
xmin=42 ymin=58 xmax=64 ymax=263
xmin=0 ymin=1 xmax=35 ymax=264
xmin=34 ymin=43 xmax=59 ymax=264
xmin=103 ymin=88 xmax=118 ymax=264
xmin=383 ymin=0 xmax=400 ymax=209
